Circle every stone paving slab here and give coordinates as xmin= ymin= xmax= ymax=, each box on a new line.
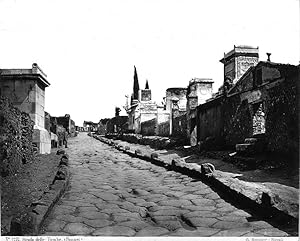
xmin=97 ymin=134 xmax=299 ymax=221
xmin=39 ymin=133 xmax=297 ymax=237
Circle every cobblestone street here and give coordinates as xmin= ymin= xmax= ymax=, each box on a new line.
xmin=40 ymin=133 xmax=289 ymax=237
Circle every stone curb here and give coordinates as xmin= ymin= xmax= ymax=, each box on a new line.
xmin=28 ymin=150 xmax=70 ymax=235
xmin=92 ymin=134 xmax=298 ymax=225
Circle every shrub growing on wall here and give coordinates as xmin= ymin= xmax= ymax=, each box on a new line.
xmin=0 ymin=97 xmax=34 ymax=176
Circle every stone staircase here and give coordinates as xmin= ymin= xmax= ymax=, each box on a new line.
xmin=221 ymin=135 xmax=267 ymax=170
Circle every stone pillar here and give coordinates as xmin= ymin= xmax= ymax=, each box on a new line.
xmin=0 ymin=63 xmax=51 ymax=154
xmin=186 ymin=78 xmax=214 ymax=146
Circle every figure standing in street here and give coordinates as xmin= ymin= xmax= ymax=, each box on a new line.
xmin=63 ymin=131 xmax=68 ymax=148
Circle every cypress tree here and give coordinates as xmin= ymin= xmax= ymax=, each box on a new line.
xmin=133 ymin=66 xmax=140 ymax=100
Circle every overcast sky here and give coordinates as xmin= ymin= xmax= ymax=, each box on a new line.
xmin=0 ymin=0 xmax=299 ymax=126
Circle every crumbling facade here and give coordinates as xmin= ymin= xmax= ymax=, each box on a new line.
xmin=0 ymin=63 xmax=51 ymax=153
xmin=186 ymin=78 xmax=214 ymax=145
xmin=196 ymin=46 xmax=299 ymax=160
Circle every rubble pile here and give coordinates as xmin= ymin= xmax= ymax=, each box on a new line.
xmin=0 ymin=97 xmax=34 ymax=176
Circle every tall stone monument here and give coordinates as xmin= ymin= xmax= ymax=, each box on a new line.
xmin=0 ymin=63 xmax=51 ymax=153
xmin=220 ymin=45 xmax=259 ymax=86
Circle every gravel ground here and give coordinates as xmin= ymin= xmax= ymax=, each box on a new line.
xmin=1 ymin=149 xmax=61 ymax=235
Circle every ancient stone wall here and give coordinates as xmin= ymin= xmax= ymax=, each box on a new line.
xmin=56 ymin=116 xmax=71 ymax=133
xmin=157 ymin=121 xmax=170 ymax=137
xmin=223 ymin=95 xmax=252 ymax=147
xmin=197 ymin=97 xmax=224 ymax=149
xmin=141 ymin=118 xmax=156 ymax=136
xmin=106 ymin=116 xmax=128 ymax=134
xmin=50 ymin=117 xmax=58 ymax=134
xmin=264 ymin=67 xmax=298 ymax=157
xmin=44 ymin=112 xmax=51 ymax=133
xmin=56 ymin=125 xmax=66 ymax=144
xmin=166 ymin=88 xmax=187 ymax=112
xmin=196 ymin=64 xmax=298 ymax=155
xmin=0 ymin=97 xmax=34 ymax=176
xmin=172 ymin=113 xmax=188 ymax=139
xmin=236 ymin=56 xmax=259 ymax=81
xmin=70 ymin=119 xmax=76 ymax=137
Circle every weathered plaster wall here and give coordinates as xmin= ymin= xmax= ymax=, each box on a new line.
xmin=141 ymin=118 xmax=156 ymax=136
xmin=186 ymin=78 xmax=214 ymax=145
xmin=157 ymin=121 xmax=170 ymax=137
xmin=172 ymin=113 xmax=188 ymax=139
xmin=35 ymin=83 xmax=45 ymax=128
xmin=45 ymin=112 xmax=51 ymax=133
xmin=197 ymin=97 xmax=224 ymax=147
xmin=57 ymin=116 xmax=71 ymax=133
xmin=106 ymin=116 xmax=128 ymax=133
xmin=0 ymin=68 xmax=51 ymax=154
xmin=196 ymin=63 xmax=298 ymax=156
xmin=235 ymin=56 xmax=259 ymax=82
xmin=264 ymin=67 xmax=298 ymax=156
xmin=223 ymin=95 xmax=252 ymax=147
xmin=0 ymin=78 xmax=46 ymax=128
xmin=166 ymin=88 xmax=187 ymax=112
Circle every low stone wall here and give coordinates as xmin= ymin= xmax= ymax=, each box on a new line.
xmin=157 ymin=121 xmax=169 ymax=137
xmin=105 ymin=133 xmax=187 ymax=149
xmin=0 ymin=97 xmax=34 ymax=176
xmin=141 ymin=118 xmax=156 ymax=136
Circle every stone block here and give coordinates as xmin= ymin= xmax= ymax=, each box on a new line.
xmin=61 ymin=154 xmax=69 ymax=160
xmin=151 ymin=153 xmax=158 ymax=159
xmin=56 ymin=149 xmax=65 ymax=155
xmin=235 ymin=143 xmax=255 ymax=153
xmin=51 ymin=132 xmax=58 ymax=142
xmin=59 ymin=158 xmax=68 ymax=166
xmin=200 ymin=163 xmax=215 ymax=176
xmin=244 ymin=138 xmax=258 ymax=144
xmin=55 ymin=166 xmax=68 ymax=181
xmin=33 ymin=126 xmax=51 ymax=154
